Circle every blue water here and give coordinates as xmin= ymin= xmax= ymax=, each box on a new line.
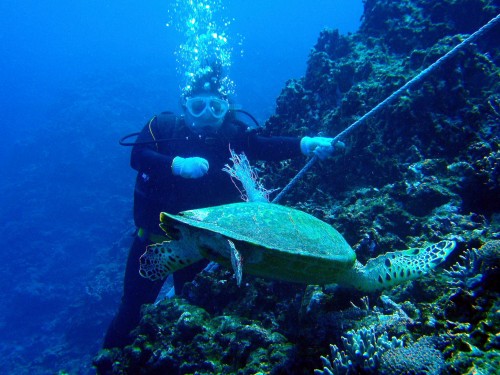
xmin=0 ymin=0 xmax=362 ymax=373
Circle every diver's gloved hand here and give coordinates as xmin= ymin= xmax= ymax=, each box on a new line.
xmin=300 ymin=136 xmax=345 ymax=160
xmin=171 ymin=156 xmax=209 ymax=178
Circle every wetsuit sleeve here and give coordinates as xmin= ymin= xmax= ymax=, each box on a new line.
xmin=243 ymin=133 xmax=302 ymax=161
xmin=130 ymin=116 xmax=176 ymax=177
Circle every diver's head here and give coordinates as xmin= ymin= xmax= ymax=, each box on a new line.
xmin=182 ymin=90 xmax=230 ymax=134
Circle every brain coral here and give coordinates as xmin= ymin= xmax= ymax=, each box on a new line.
xmin=379 ymin=336 xmax=445 ymax=375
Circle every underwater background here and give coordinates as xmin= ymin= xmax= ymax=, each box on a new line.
xmin=0 ymin=0 xmax=361 ymax=373
xmin=1 ymin=0 xmax=499 ymax=374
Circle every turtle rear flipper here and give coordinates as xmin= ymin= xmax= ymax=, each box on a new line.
xmin=139 ymin=240 xmax=203 ymax=281
xmin=341 ymin=240 xmax=456 ymax=292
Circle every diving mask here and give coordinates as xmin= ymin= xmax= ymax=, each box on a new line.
xmin=185 ymin=96 xmax=229 ymax=119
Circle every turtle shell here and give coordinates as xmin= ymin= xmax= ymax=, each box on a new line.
xmin=160 ymin=202 xmax=356 ymax=284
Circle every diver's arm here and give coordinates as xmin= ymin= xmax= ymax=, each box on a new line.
xmin=244 ymin=134 xmax=302 ymax=161
xmin=130 ymin=117 xmax=176 ymax=176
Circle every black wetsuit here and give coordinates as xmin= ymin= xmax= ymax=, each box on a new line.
xmin=103 ymin=112 xmax=301 ymax=349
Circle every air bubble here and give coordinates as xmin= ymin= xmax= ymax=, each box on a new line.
xmin=167 ymin=0 xmax=239 ymax=97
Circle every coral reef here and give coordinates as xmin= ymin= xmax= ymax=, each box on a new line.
xmin=95 ymin=297 xmax=293 ymax=374
xmin=94 ymin=268 xmax=307 ymax=374
xmin=94 ymin=0 xmax=500 ymax=373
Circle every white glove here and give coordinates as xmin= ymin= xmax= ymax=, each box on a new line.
xmin=171 ymin=156 xmax=209 ymax=178
xmin=300 ymin=136 xmax=336 ymax=160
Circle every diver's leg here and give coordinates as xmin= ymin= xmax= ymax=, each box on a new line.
xmin=103 ymin=235 xmax=164 ymax=349
xmin=173 ymin=259 xmax=210 ymax=295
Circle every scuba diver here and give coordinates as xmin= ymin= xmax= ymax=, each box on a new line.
xmin=103 ymin=76 xmax=340 ymax=349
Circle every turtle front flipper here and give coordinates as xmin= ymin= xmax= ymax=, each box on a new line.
xmin=139 ymin=240 xmax=203 ymax=281
xmin=340 ymin=240 xmax=456 ymax=292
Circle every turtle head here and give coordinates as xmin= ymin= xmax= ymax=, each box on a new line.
xmin=339 ymin=240 xmax=456 ymax=292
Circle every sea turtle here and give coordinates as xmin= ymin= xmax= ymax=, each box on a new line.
xmin=139 ymin=202 xmax=455 ymax=291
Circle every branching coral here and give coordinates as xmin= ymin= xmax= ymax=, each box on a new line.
xmin=445 ymin=248 xmax=483 ymax=289
xmin=445 ymin=240 xmax=500 ymax=290
xmin=315 ymin=327 xmax=403 ymax=375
